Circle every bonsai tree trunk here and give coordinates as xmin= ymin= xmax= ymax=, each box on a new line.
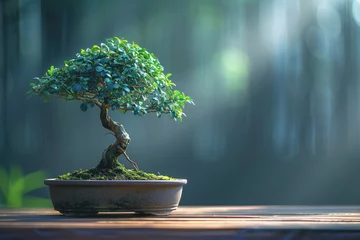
xmin=96 ymin=106 xmax=138 ymax=170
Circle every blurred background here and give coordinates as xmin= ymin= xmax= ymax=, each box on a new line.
xmin=1 ymin=0 xmax=360 ymax=207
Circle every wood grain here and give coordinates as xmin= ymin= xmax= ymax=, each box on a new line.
xmin=2 ymin=206 xmax=360 ymax=239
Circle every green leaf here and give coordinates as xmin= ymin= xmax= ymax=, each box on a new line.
xmin=178 ymin=101 xmax=185 ymax=108
xmin=80 ymin=103 xmax=88 ymax=112
xmin=107 ymin=83 xmax=114 ymax=90
xmin=82 ymin=84 xmax=89 ymax=90
xmin=22 ymin=171 xmax=47 ymax=194
xmin=91 ymin=45 xmax=100 ymax=52
xmin=8 ymin=165 xmax=24 ymax=207
xmin=112 ymin=37 xmax=121 ymax=45
xmin=0 ymin=166 xmax=8 ymax=199
xmin=96 ymin=66 xmax=104 ymax=72
xmin=101 ymin=43 xmax=110 ymax=52
xmin=170 ymin=111 xmax=175 ymax=118
xmin=47 ymin=66 xmax=55 ymax=75
xmin=102 ymin=57 xmax=109 ymax=63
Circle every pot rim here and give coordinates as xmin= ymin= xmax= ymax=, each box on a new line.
xmin=44 ymin=178 xmax=187 ymax=186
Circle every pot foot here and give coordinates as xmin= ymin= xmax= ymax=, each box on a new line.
xmin=135 ymin=210 xmax=173 ymax=216
xmin=59 ymin=211 xmax=99 ymax=217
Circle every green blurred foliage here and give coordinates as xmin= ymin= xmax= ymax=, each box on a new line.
xmin=0 ymin=165 xmax=51 ymax=208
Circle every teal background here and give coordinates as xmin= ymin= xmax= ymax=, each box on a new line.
xmin=2 ymin=0 xmax=360 ymax=207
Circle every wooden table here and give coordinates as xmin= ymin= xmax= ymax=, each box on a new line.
xmin=2 ymin=206 xmax=360 ymax=239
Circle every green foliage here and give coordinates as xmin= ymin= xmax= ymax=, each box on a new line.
xmin=57 ymin=165 xmax=174 ymax=180
xmin=0 ymin=165 xmax=51 ymax=208
xmin=29 ymin=37 xmax=194 ymax=121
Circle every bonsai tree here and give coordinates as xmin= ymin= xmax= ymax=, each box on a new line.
xmin=29 ymin=37 xmax=193 ymax=180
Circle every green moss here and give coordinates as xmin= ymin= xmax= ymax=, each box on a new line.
xmin=57 ymin=165 xmax=175 ymax=180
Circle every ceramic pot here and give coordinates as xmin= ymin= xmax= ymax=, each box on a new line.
xmin=44 ymin=179 xmax=187 ymax=216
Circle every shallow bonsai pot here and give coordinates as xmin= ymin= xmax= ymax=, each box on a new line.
xmin=44 ymin=178 xmax=187 ymax=216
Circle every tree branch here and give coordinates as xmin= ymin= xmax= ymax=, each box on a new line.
xmin=44 ymin=92 xmax=101 ymax=107
xmin=93 ymin=100 xmax=102 ymax=107
xmin=118 ymin=146 xmax=139 ymax=171
xmin=98 ymin=76 xmax=106 ymax=87
xmin=43 ymin=92 xmax=169 ymax=114
xmin=100 ymin=106 xmax=130 ymax=149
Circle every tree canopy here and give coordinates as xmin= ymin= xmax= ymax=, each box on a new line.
xmin=29 ymin=37 xmax=193 ymax=121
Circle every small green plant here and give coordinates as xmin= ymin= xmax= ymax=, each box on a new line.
xmin=28 ymin=37 xmax=194 ymax=180
xmin=0 ymin=165 xmax=51 ymax=208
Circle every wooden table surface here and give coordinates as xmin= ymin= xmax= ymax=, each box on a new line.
xmin=2 ymin=206 xmax=360 ymax=239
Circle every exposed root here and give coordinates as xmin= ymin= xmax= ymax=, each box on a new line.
xmin=117 ymin=146 xmax=139 ymax=171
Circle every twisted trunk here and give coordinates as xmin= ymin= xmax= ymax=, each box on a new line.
xmin=96 ymin=106 xmax=131 ymax=169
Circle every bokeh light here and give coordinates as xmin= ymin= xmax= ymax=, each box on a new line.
xmin=218 ymin=48 xmax=249 ymax=92
xmin=317 ymin=3 xmax=341 ymax=38
xmin=352 ymin=0 xmax=360 ymax=27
